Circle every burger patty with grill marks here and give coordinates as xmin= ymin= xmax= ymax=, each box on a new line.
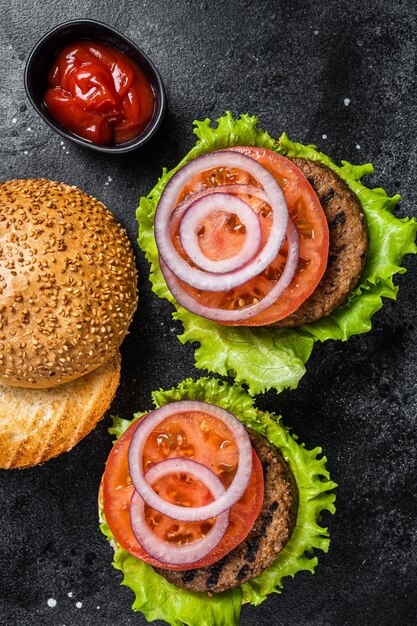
xmin=154 ymin=430 xmax=298 ymax=594
xmin=276 ymin=158 xmax=369 ymax=327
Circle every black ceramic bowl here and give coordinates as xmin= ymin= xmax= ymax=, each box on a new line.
xmin=24 ymin=19 xmax=166 ymax=154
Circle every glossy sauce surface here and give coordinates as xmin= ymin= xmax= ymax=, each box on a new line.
xmin=43 ymin=41 xmax=154 ymax=145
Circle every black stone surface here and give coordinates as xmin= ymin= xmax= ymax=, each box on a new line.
xmin=1 ymin=1 xmax=416 ymax=625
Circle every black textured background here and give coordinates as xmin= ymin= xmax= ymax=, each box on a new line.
xmin=1 ymin=1 xmax=417 ymax=625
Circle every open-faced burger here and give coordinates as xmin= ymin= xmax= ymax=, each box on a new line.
xmin=99 ymin=377 xmax=336 ymax=626
xmin=137 ymin=113 xmax=417 ymax=394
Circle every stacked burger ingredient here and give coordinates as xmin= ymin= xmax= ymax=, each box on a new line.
xmin=154 ymin=146 xmax=368 ymax=327
xmin=137 ymin=113 xmax=417 ymax=395
xmin=100 ymin=377 xmax=336 ymax=625
xmin=0 ymin=179 xmax=137 ymax=468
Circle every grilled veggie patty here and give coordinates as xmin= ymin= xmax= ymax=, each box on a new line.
xmin=276 ymin=158 xmax=369 ymax=327
xmin=155 ymin=430 xmax=298 ymax=594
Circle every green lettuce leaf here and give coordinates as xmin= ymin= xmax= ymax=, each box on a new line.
xmin=137 ymin=113 xmax=417 ymax=395
xmin=100 ymin=377 xmax=336 ymax=625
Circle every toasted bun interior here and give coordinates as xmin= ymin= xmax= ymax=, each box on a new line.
xmin=0 ymin=352 xmax=121 ymax=469
xmin=0 ymin=179 xmax=137 ymax=388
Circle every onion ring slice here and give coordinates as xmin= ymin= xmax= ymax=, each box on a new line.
xmin=154 ymin=150 xmax=288 ymax=292
xmin=169 ymin=184 xmax=268 ymax=235
xmin=179 ymin=193 xmax=262 ymax=273
xmin=128 ymin=400 xmax=253 ymax=522
xmin=130 ymin=458 xmax=230 ymax=565
xmin=160 ymin=218 xmax=300 ymax=322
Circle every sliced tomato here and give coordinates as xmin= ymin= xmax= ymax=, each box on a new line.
xmin=103 ymin=411 xmax=264 ymax=570
xmin=170 ymin=147 xmax=329 ymax=325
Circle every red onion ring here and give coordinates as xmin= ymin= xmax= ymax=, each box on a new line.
xmin=179 ymin=193 xmax=262 ymax=273
xmin=128 ymin=400 xmax=252 ymax=522
xmin=160 ymin=218 xmax=300 ymax=322
xmin=154 ymin=150 xmax=288 ymax=292
xmin=130 ymin=458 xmax=230 ymax=565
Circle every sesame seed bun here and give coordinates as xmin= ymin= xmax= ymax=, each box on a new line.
xmin=0 ymin=352 xmax=121 ymax=469
xmin=0 ymin=179 xmax=137 ymax=388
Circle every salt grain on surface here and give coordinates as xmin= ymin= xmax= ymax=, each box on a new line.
xmin=47 ymin=598 xmax=57 ymax=608
xmin=76 ymin=601 xmax=83 ymax=609
xmin=344 ymin=98 xmax=350 ymax=106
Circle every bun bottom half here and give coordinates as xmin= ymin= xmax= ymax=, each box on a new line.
xmin=0 ymin=353 xmax=121 ymax=469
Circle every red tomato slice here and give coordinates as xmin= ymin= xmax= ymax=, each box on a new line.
xmin=103 ymin=411 xmax=264 ymax=570
xmin=170 ymin=147 xmax=329 ymax=326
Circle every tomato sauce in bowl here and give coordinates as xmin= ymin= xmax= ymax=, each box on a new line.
xmin=43 ymin=41 xmax=155 ymax=145
xmin=25 ymin=20 xmax=165 ymax=153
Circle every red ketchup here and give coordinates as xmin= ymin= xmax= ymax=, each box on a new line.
xmin=44 ymin=41 xmax=155 ymax=145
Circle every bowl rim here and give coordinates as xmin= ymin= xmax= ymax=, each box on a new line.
xmin=24 ymin=18 xmax=166 ymax=154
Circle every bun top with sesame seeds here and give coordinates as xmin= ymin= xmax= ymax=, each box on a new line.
xmin=0 ymin=179 xmax=137 ymax=388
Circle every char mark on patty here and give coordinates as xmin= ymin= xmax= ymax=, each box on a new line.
xmin=206 ymin=556 xmax=229 ymax=591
